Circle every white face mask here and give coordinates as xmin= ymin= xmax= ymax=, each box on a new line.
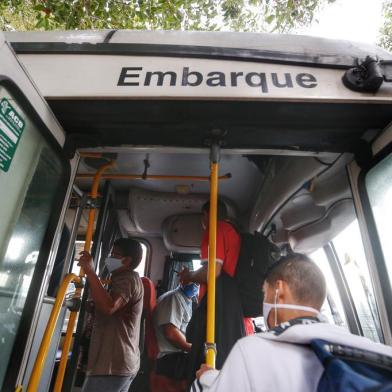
xmin=263 ymin=289 xmax=320 ymax=330
xmin=105 ymin=257 xmax=124 ymax=273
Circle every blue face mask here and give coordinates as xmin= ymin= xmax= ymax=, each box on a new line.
xmin=181 ymin=283 xmax=199 ymax=298
xmin=105 ymin=257 xmax=124 ymax=273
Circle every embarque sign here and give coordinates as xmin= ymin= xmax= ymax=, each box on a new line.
xmin=117 ymin=66 xmax=318 ymax=93
xmin=0 ymin=98 xmax=25 ymax=172
xmin=19 ymin=55 xmax=392 ymax=101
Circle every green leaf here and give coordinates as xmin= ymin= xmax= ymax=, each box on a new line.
xmin=265 ymin=14 xmax=275 ymax=24
xmin=1 ymin=0 xmax=338 ymax=34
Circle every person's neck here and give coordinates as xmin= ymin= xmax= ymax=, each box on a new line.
xmin=277 ymin=309 xmax=319 ymax=325
xmin=112 ymin=266 xmax=131 ymax=276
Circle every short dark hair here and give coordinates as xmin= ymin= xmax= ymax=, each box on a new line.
xmin=202 ymin=199 xmax=228 ymax=221
xmin=113 ymin=238 xmax=143 ymax=270
xmin=265 ymin=253 xmax=326 ymax=309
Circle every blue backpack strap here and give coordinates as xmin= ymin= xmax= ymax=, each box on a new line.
xmin=311 ymin=339 xmax=392 ymax=392
xmin=365 ymin=383 xmax=392 ymax=392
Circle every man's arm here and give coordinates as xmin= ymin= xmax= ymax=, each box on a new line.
xmin=195 ymin=341 xmax=252 ymax=391
xmin=162 ymin=324 xmax=192 ymax=352
xmin=180 ymin=223 xmax=226 ymax=285
xmin=78 ymin=251 xmax=126 ymax=315
xmin=156 ymin=294 xmax=192 ymax=352
xmin=179 ymin=263 xmax=222 ymax=285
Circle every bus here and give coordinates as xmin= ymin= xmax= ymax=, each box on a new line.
xmin=0 ymin=29 xmax=392 ymax=391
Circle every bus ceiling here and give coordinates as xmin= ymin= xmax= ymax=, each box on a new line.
xmin=70 ymin=148 xmax=355 ymax=254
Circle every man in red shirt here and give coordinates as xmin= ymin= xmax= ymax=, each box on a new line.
xmin=181 ymin=201 xmax=241 ymax=297
xmin=180 ymin=200 xmax=250 ymax=384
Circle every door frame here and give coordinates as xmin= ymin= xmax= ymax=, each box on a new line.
xmin=347 ymin=123 xmax=392 ymax=345
xmin=0 ymin=35 xmax=76 ymax=391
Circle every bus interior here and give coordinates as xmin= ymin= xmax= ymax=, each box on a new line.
xmin=1 ymin=30 xmax=392 ymax=392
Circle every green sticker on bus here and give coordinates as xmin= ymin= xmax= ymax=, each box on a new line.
xmin=0 ymin=98 xmax=25 ymax=172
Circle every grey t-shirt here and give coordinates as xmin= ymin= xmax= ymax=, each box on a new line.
xmin=154 ymin=287 xmax=193 ymax=358
xmin=87 ymin=270 xmax=143 ymax=376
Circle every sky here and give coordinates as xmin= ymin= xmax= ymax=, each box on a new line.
xmin=298 ymin=0 xmax=384 ymax=45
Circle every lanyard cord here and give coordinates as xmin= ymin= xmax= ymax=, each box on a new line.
xmin=271 ymin=316 xmax=320 ymax=336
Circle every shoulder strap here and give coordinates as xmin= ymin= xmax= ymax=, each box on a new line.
xmin=311 ymin=339 xmax=392 ymax=371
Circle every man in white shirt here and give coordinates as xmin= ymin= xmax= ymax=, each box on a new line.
xmin=194 ymin=253 xmax=392 ymax=392
xmin=154 ymin=283 xmax=198 ymax=379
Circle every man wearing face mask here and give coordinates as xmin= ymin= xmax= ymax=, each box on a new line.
xmin=154 ymin=282 xmax=199 ymax=380
xmin=193 ymin=253 xmax=392 ymax=392
xmin=78 ymin=238 xmax=144 ymax=392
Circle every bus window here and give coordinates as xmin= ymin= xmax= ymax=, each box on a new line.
xmin=310 ymin=248 xmax=348 ymax=328
xmin=70 ymin=240 xmax=85 ymax=276
xmin=65 ymin=240 xmax=93 ymax=292
xmin=192 ymin=259 xmax=202 ymax=271
xmin=332 ymin=220 xmax=382 ymax=342
xmin=61 ymin=241 xmax=90 ymax=334
xmin=134 ymin=243 xmax=147 ymax=277
xmin=365 ymin=153 xmax=392 ymax=288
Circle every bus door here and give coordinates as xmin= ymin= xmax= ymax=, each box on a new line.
xmin=0 ymin=33 xmax=75 ymax=392
xmin=62 ymin=180 xmax=121 ymax=391
xmin=347 ymin=124 xmax=392 ymax=345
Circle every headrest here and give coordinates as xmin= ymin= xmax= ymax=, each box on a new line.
xmin=162 ymin=214 xmax=204 ymax=254
xmin=289 ymin=199 xmax=355 ymax=253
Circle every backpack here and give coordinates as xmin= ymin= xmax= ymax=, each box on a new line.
xmin=235 ymin=232 xmax=280 ymax=318
xmin=311 ymin=338 xmax=392 ymax=391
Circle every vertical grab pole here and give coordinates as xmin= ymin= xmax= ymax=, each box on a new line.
xmin=54 ymin=161 xmax=114 ymax=392
xmin=206 ymin=144 xmax=220 ymax=368
xmin=26 ymin=274 xmax=81 ymax=392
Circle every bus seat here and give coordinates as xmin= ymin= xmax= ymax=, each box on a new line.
xmin=141 ymin=276 xmax=159 ymax=361
xmin=141 ymin=277 xmax=187 ymax=392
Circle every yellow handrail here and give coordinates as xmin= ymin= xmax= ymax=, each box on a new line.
xmin=53 ymin=160 xmax=114 ymax=392
xmin=27 ymin=273 xmax=81 ymax=392
xmin=79 ymin=152 xmax=104 ymax=158
xmin=76 ymin=173 xmax=231 ymax=181
xmin=206 ymin=160 xmax=219 ymax=368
